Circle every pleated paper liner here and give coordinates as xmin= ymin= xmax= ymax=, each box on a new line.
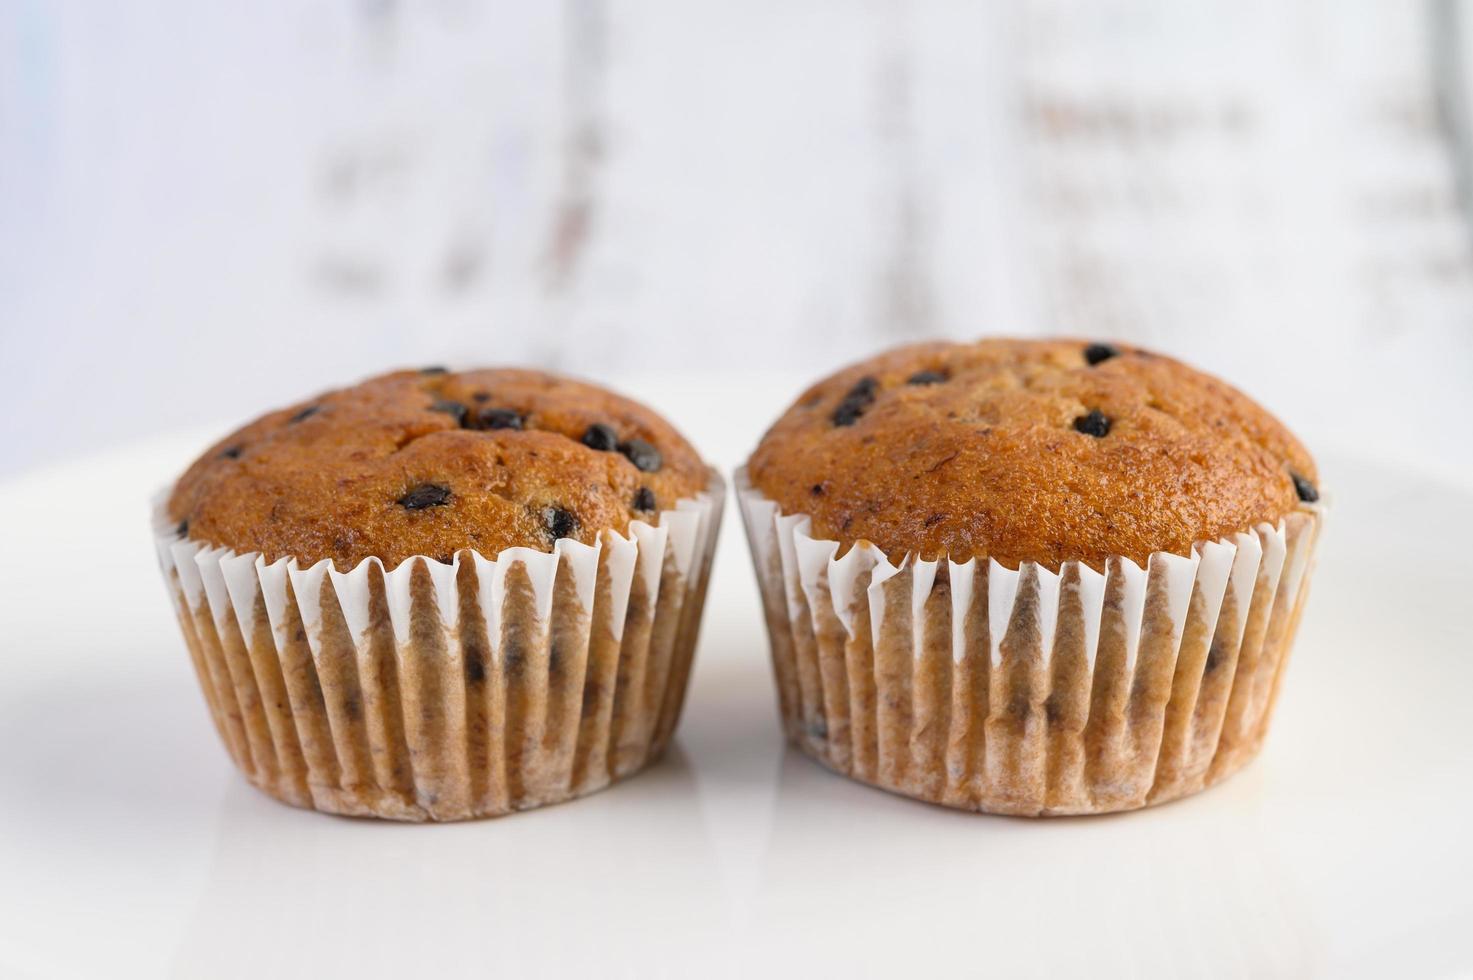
xmin=736 ymin=467 xmax=1322 ymax=816
xmin=154 ymin=471 xmax=725 ymax=821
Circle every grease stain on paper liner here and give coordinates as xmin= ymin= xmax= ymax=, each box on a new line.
xmin=736 ymin=466 xmax=1322 ymax=816
xmin=153 ymin=473 xmax=725 ymax=822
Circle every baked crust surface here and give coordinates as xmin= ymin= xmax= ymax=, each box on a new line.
xmin=168 ymin=368 xmax=708 ymax=566
xmin=747 ymin=338 xmax=1316 ymax=568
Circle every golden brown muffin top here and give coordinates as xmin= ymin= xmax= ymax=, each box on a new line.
xmin=747 ymin=339 xmax=1318 ymax=569
xmin=167 ymin=367 xmax=709 ymax=567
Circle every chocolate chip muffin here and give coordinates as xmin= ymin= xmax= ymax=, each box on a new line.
xmin=738 ymin=338 xmax=1323 ymax=816
xmin=169 ymin=367 xmax=710 ymax=566
xmin=155 ymin=367 xmax=723 ymax=821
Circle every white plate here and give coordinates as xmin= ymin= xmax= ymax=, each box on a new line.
xmin=2 ymin=420 xmax=1470 ymax=979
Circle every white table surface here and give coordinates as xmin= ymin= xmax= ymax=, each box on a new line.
xmin=2 ymin=386 xmax=1471 ymax=979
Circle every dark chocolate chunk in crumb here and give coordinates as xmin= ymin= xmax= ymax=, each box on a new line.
xmin=582 ymin=423 xmax=619 ymax=452
xmin=1290 ymin=471 xmax=1319 ymax=503
xmin=832 ymin=375 xmax=879 ymax=426
xmin=220 ymin=445 xmax=243 ymax=459
xmin=544 ymin=506 xmax=579 ymax=540
xmin=176 ymin=519 xmax=189 ymax=538
xmin=907 ymin=369 xmax=947 ymax=385
xmin=288 ymin=405 xmax=320 ymax=424
xmin=479 ymin=407 xmax=524 ymax=430
xmin=831 ymin=401 xmax=865 ymax=427
xmin=1073 ymin=410 xmax=1111 ymax=438
xmin=420 ymin=366 xmax=448 ymax=375
xmin=632 ymin=486 xmax=657 ymax=512
xmin=398 ymin=483 xmax=453 ymax=510
xmin=620 ymin=438 xmax=662 ymax=473
xmin=1084 ymin=343 xmax=1120 ymax=366
xmin=431 ymin=399 xmax=469 ymax=426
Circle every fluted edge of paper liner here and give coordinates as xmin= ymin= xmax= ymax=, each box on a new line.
xmin=153 ymin=469 xmax=725 ymax=821
xmin=735 ymin=466 xmax=1322 ymax=816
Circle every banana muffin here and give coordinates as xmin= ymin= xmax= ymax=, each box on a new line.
xmin=156 ymin=367 xmax=723 ymax=821
xmin=739 ymin=338 xmax=1323 ymax=815
xmin=169 ymin=367 xmax=710 ymax=565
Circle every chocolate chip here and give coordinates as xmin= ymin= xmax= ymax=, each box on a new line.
xmin=582 ymin=423 xmax=619 ymax=452
xmin=420 ymin=366 xmax=448 ymax=375
xmin=399 ymin=483 xmax=453 ymax=510
xmin=464 ymin=652 xmax=485 ymax=684
xmin=810 ymin=483 xmax=824 ymax=496
xmin=907 ymin=369 xmax=947 ymax=385
xmin=632 ymin=487 xmax=657 ymax=512
xmin=478 ymin=407 xmax=523 ymax=430
xmin=620 ymin=438 xmax=662 ymax=473
xmin=831 ymin=401 xmax=866 ymax=427
xmin=1291 ymin=471 xmax=1319 ymax=503
xmin=1073 ymin=410 xmax=1111 ymax=437
xmin=471 ymin=392 xmax=490 ymax=403
xmin=1084 ymin=343 xmax=1119 ymax=366
xmin=431 ymin=399 xmax=469 ymax=426
xmin=832 ymin=376 xmax=879 ymax=426
xmin=544 ymin=506 xmax=579 ymax=540
xmin=220 ymin=445 xmax=243 ymax=459
xmin=176 ymin=519 xmax=189 ymax=537
xmin=289 ymin=405 xmax=320 ymax=424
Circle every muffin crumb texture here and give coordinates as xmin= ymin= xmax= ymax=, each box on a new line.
xmin=168 ymin=368 xmax=708 ymax=566
xmin=748 ymin=338 xmax=1317 ymax=568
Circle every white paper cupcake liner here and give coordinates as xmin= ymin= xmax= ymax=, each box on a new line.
xmin=154 ymin=471 xmax=725 ymax=821
xmin=736 ymin=467 xmax=1322 ymax=815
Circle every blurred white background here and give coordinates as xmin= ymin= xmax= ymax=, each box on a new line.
xmin=2 ymin=0 xmax=1472 ymax=479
